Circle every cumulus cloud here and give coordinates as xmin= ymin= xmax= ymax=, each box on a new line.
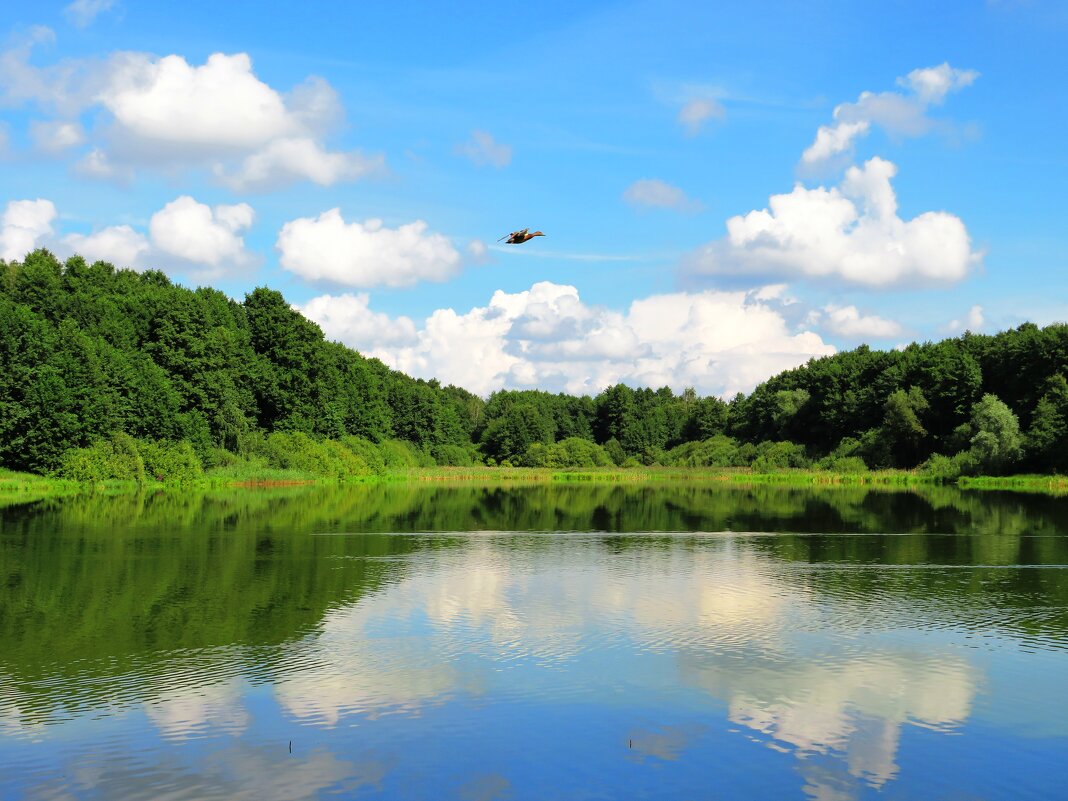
xmin=687 ymin=157 xmax=978 ymax=287
xmin=30 ymin=119 xmax=85 ymax=152
xmin=623 ymin=178 xmax=701 ymax=212
xmin=455 ymin=130 xmax=512 ymax=168
xmin=64 ymin=224 xmax=149 ymax=267
xmin=0 ymin=199 xmax=57 ymax=261
xmin=678 ymin=98 xmax=724 ymax=136
xmin=277 ymin=209 xmax=462 ymax=289
xmin=801 ymin=62 xmax=979 ymax=167
xmin=64 ymin=0 xmax=116 ymax=28
xmin=0 ymin=39 xmax=380 ymax=189
xmin=296 ymin=293 xmax=418 ymax=347
xmin=215 ymin=137 xmax=384 ymax=191
xmin=299 ymin=281 xmax=834 ymax=397
xmin=1 ymin=195 xmax=256 ymax=276
xmin=947 ymin=304 xmax=985 ymax=333
xmin=150 ymin=195 xmax=254 ymax=268
xmin=100 ymin=52 xmax=299 ymax=151
xmin=799 ymin=120 xmax=870 ymax=167
xmin=821 ymin=305 xmax=903 ymax=339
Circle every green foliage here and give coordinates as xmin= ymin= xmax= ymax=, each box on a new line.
xmin=4 ymin=248 xmax=1068 ymax=480
xmin=881 ymin=386 xmax=929 ymax=467
xmin=379 ymin=438 xmax=433 ymax=470
xmin=432 ymin=443 xmax=476 ymax=467
xmin=665 ymin=435 xmax=739 ymax=467
xmin=602 ymin=438 xmax=626 ymax=466
xmin=138 ymin=439 xmax=204 ymax=483
xmin=479 ymin=402 xmax=555 ymax=463
xmin=920 ymin=453 xmax=961 ymax=481
xmin=56 ymin=433 xmax=147 ymax=482
xmin=522 ymin=437 xmax=612 ymax=468
xmin=819 ymin=455 xmax=868 ymax=473
xmin=0 ymin=249 xmax=484 ymax=476
xmin=967 ymin=394 xmax=1023 ymax=474
xmin=815 ymin=438 xmax=869 ymax=472
xmin=751 ymin=440 xmax=809 ymax=472
xmin=1026 ymin=374 xmax=1068 ymax=473
xmin=341 ymin=436 xmax=387 ymax=474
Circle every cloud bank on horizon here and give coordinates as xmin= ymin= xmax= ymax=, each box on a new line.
xmin=1 ymin=2 xmax=1047 ymax=399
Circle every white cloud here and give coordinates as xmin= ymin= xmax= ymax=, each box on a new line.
xmin=276 ymin=209 xmax=462 ymax=289
xmin=466 ymin=239 xmax=489 ymax=263
xmin=0 ymin=199 xmax=57 ymax=261
xmin=73 ymin=147 xmax=132 ymax=182
xmin=822 ymin=305 xmax=904 ymax=339
xmin=64 ymin=0 xmax=116 ymax=28
xmin=215 ymin=137 xmax=384 ymax=191
xmin=947 ymin=304 xmax=985 ymax=333
xmin=0 ymin=195 xmax=256 ymax=275
xmin=149 ymin=195 xmax=254 ymax=268
xmin=0 ymin=27 xmax=85 ymax=114
xmin=898 ymin=63 xmax=980 ymax=104
xmin=623 ymin=178 xmax=701 ymax=212
xmin=300 ymin=281 xmax=835 ymax=397
xmin=1 ymin=40 xmax=380 ymax=190
xmin=297 ymin=293 xmax=418 ymax=347
xmin=678 ymin=98 xmax=724 ymax=136
xmin=455 ymin=130 xmax=512 ymax=168
xmin=29 ymin=119 xmax=85 ymax=152
xmin=101 ymin=52 xmax=297 ymax=151
xmin=64 ymin=224 xmax=149 ymax=267
xmin=800 ymin=120 xmax=870 ymax=166
xmin=801 ymin=62 xmax=979 ymax=168
xmin=688 ymin=157 xmax=978 ymax=287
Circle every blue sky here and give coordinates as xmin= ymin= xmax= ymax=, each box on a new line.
xmin=1 ymin=0 xmax=1065 ymax=396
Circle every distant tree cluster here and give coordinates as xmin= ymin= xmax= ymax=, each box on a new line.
xmin=2 ymin=249 xmax=1066 ymax=479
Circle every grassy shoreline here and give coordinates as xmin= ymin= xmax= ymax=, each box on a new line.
xmin=4 ymin=465 xmax=1068 ymax=499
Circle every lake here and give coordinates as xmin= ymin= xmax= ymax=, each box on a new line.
xmin=2 ymin=482 xmax=1067 ymax=800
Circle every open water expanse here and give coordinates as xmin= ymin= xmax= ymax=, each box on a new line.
xmin=2 ymin=482 xmax=1067 ymax=800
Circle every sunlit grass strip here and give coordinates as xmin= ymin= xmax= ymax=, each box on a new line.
xmin=3 ymin=465 xmax=1067 ymax=496
xmin=0 ymin=469 xmax=84 ymax=494
xmin=958 ymin=474 xmax=1068 ymax=494
xmin=404 ymin=466 xmax=938 ymax=485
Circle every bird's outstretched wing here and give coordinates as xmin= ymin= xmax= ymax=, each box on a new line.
xmin=498 ymin=228 xmax=528 ymax=243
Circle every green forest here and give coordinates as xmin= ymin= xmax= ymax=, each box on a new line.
xmin=2 ymin=249 xmax=1066 ymax=482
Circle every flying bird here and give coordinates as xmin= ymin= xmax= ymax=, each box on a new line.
xmin=498 ymin=228 xmax=545 ymax=244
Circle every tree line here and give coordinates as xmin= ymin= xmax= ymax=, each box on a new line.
xmin=2 ymin=250 xmax=1066 ymax=479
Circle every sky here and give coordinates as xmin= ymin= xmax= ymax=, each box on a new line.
xmin=1 ymin=0 xmax=1066 ymax=398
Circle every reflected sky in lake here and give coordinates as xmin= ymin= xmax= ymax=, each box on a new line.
xmin=2 ymin=484 xmax=1068 ymax=799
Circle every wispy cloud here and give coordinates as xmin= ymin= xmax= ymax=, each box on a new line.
xmin=64 ymin=0 xmax=116 ymax=28
xmin=455 ymin=130 xmax=512 ymax=168
xmin=487 ymin=245 xmax=669 ymax=263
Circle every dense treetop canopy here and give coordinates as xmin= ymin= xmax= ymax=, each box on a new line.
xmin=2 ymin=250 xmax=1066 ymax=476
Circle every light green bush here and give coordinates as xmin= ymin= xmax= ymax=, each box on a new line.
xmin=138 ymin=439 xmax=203 ymax=482
xmin=56 ymin=432 xmax=146 ymax=482
xmin=340 ymin=436 xmax=386 ymax=474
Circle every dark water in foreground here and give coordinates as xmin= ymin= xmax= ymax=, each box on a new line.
xmin=2 ymin=482 xmax=1067 ymax=800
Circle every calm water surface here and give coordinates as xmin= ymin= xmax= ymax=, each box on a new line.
xmin=2 ymin=483 xmax=1067 ymax=800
